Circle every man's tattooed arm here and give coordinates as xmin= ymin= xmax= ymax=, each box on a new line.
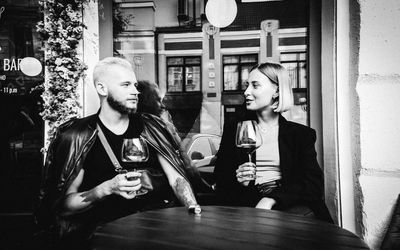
xmin=172 ymin=177 xmax=198 ymax=207
xmin=157 ymin=153 xmax=198 ymax=207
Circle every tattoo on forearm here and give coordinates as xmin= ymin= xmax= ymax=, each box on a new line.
xmin=172 ymin=177 xmax=197 ymax=207
xmin=80 ymin=191 xmax=97 ymax=203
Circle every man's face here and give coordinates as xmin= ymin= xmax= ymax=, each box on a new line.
xmin=102 ymin=65 xmax=139 ymax=115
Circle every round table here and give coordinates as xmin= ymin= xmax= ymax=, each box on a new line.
xmin=92 ymin=206 xmax=369 ymax=250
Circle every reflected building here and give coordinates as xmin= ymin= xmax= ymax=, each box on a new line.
xmin=112 ymin=0 xmax=309 ymax=138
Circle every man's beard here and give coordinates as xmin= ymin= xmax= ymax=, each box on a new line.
xmin=107 ymin=94 xmax=136 ymax=115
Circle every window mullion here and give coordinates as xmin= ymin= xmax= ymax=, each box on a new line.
xmin=183 ymin=65 xmax=186 ymax=92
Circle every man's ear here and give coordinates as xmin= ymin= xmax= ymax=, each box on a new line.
xmin=95 ymin=81 xmax=107 ymax=96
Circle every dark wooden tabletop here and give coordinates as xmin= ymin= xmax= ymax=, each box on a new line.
xmin=92 ymin=206 xmax=369 ymax=250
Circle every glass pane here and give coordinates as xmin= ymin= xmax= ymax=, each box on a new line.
xmin=299 ymin=62 xmax=307 ymax=88
xmin=280 ymin=53 xmax=298 ymax=61
xmin=167 ymin=67 xmax=183 ymax=92
xmin=185 ymin=66 xmax=201 ymax=92
xmin=299 ymin=52 xmax=306 ymax=61
xmin=1 ymin=1 xmax=45 ymax=219
xmin=223 ymin=56 xmax=239 ymax=64
xmin=282 ymin=62 xmax=298 ymax=88
xmin=167 ymin=57 xmax=183 ymax=65
xmin=185 ymin=57 xmax=201 ymax=64
xmin=224 ymin=65 xmax=239 ymax=90
xmin=240 ymin=65 xmax=252 ymax=90
xmin=210 ymin=137 xmax=221 ymax=152
xmin=189 ymin=137 xmax=212 ymax=157
xmin=240 ymin=55 xmax=257 ymax=63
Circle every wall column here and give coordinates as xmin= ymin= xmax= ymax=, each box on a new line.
xmin=81 ymin=0 xmax=100 ymax=116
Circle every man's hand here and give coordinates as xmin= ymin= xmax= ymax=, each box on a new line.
xmin=62 ymin=170 xmax=142 ymax=216
xmin=236 ymin=162 xmax=256 ymax=186
xmin=255 ymin=197 xmax=277 ymax=210
xmin=101 ymin=171 xmax=142 ymax=199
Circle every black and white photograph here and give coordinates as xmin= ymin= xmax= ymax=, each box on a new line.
xmin=0 ymin=0 xmax=399 ymax=249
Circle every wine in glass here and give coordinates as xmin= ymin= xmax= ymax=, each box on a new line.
xmin=121 ymin=137 xmax=149 ymax=195
xmin=235 ymin=120 xmax=262 ymax=179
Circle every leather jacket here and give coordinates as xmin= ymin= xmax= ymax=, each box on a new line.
xmin=35 ymin=112 xmax=200 ymax=229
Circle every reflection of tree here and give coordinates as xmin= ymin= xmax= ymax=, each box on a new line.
xmin=112 ymin=2 xmax=134 ymax=37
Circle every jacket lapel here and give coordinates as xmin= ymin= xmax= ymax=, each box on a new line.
xmin=278 ymin=115 xmax=293 ymax=177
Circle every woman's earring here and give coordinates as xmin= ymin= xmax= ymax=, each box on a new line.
xmin=272 ymin=93 xmax=279 ymax=101
xmin=271 ymin=93 xmax=279 ymax=109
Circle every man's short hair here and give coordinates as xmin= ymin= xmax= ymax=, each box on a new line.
xmin=93 ymin=57 xmax=133 ymax=84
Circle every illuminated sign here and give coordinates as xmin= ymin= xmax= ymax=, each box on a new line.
xmin=0 ymin=57 xmax=43 ymax=95
xmin=2 ymin=57 xmax=42 ymax=75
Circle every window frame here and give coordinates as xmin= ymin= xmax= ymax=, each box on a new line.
xmin=166 ymin=56 xmax=202 ymax=93
xmin=222 ymin=54 xmax=258 ymax=92
xmin=280 ymin=52 xmax=307 ymax=89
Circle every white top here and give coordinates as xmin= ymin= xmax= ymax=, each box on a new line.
xmin=255 ymin=124 xmax=281 ymax=185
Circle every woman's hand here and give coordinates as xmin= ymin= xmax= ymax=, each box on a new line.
xmin=101 ymin=172 xmax=142 ymax=199
xmin=236 ymin=162 xmax=256 ymax=186
xmin=255 ymin=197 xmax=277 ymax=210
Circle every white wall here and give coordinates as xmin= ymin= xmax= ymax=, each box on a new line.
xmin=357 ymin=0 xmax=400 ymax=248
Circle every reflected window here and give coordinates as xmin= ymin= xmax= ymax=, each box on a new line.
xmin=281 ymin=52 xmax=306 ymax=88
xmin=167 ymin=57 xmax=201 ymax=93
xmin=223 ymin=54 xmax=257 ymax=91
xmin=281 ymin=52 xmax=308 ymax=125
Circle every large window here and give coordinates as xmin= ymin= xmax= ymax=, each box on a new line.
xmin=167 ymin=57 xmax=201 ymax=92
xmin=281 ymin=52 xmax=308 ymax=125
xmin=280 ymin=52 xmax=307 ymax=89
xmin=223 ymin=54 xmax=258 ymax=91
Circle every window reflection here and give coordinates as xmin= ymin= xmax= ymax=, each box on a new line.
xmin=281 ymin=52 xmax=308 ymax=125
xmin=167 ymin=56 xmax=201 ymax=93
xmin=168 ymin=67 xmax=183 ymax=92
xmin=223 ymin=54 xmax=257 ymax=91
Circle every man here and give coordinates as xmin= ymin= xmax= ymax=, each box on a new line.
xmin=35 ymin=57 xmax=200 ymax=248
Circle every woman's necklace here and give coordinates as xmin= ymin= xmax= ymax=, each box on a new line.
xmin=258 ymin=122 xmax=278 ymax=133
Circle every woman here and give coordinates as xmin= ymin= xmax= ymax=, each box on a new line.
xmin=136 ymin=80 xmax=202 ymax=191
xmin=136 ymin=80 xmax=165 ymax=117
xmin=214 ymin=62 xmax=333 ymax=222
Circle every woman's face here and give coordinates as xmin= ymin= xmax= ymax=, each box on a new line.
xmin=244 ymin=69 xmax=278 ymax=111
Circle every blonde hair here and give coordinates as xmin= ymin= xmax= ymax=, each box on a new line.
xmin=250 ymin=62 xmax=293 ymax=112
xmin=93 ymin=57 xmax=133 ymax=84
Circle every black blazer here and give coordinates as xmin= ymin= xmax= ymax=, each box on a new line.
xmin=214 ymin=115 xmax=333 ymax=223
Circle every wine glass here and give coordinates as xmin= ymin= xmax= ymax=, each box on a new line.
xmin=235 ymin=120 xmax=262 ymax=179
xmin=121 ymin=137 xmax=149 ymax=196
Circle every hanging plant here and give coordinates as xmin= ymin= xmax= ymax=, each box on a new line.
xmin=36 ymin=0 xmax=88 ymax=147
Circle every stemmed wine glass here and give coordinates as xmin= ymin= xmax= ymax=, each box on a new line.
xmin=121 ymin=137 xmax=149 ymax=196
xmin=235 ymin=120 xmax=262 ymax=178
